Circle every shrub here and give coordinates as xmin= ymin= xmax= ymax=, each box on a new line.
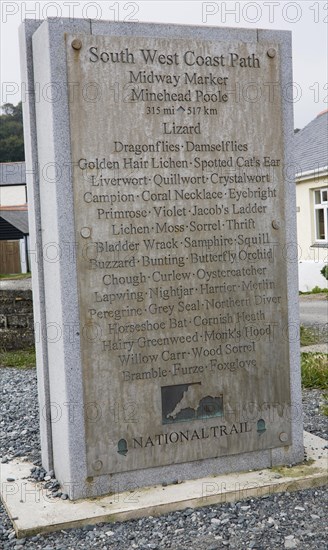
xmin=321 ymin=265 xmax=328 ymax=281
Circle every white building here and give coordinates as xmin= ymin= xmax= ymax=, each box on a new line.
xmin=294 ymin=110 xmax=328 ymax=291
xmin=0 ymin=162 xmax=29 ymax=273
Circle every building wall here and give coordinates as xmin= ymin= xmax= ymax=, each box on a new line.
xmin=298 ymin=261 xmax=327 ymax=292
xmin=0 ymin=288 xmax=34 ymax=350
xmin=296 ymin=174 xmax=327 ymax=263
xmin=0 ymin=161 xmax=29 ymax=273
xmin=0 ymin=186 xmax=26 ymax=206
xmin=296 ymin=174 xmax=328 ymax=291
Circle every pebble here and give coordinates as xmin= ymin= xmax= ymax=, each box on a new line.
xmin=284 ymin=535 xmax=298 ymax=548
xmin=0 ymin=367 xmax=327 ymax=549
xmin=268 ymin=517 xmax=275 ymax=525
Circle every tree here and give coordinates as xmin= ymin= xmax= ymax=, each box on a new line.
xmin=0 ymin=102 xmax=25 ymax=162
xmin=2 ymin=103 xmax=15 ymax=115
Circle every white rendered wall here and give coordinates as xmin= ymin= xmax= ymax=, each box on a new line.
xmin=296 ymin=176 xmax=328 ymax=290
xmin=0 ymin=186 xmax=26 ymax=206
xmin=296 ymin=175 xmax=328 ymax=263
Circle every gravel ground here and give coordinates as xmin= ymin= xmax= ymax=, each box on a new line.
xmin=0 ymin=367 xmax=327 ymax=549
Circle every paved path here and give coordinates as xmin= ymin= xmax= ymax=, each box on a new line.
xmin=299 ymin=294 xmax=327 ymax=352
xmin=299 ymin=293 xmax=327 ymax=327
xmin=301 ymin=343 xmax=328 ymax=353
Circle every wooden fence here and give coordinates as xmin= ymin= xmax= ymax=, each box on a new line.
xmin=0 ymin=240 xmax=21 ymax=274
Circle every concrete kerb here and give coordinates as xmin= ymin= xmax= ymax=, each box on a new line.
xmin=1 ymin=431 xmax=327 ymax=539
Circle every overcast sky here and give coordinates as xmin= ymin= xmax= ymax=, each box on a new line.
xmin=0 ymin=0 xmax=327 ymax=129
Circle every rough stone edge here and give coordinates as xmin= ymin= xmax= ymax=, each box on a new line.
xmin=90 ymin=19 xmax=257 ymax=41
xmin=19 ymin=20 xmax=53 ymax=471
xmin=258 ymin=29 xmax=304 ymax=467
xmin=30 ymin=18 xmax=91 ymax=490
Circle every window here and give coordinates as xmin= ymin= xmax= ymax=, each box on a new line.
xmin=314 ymin=188 xmax=328 ymax=242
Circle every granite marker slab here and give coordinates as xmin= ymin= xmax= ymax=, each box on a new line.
xmin=20 ymin=19 xmax=303 ymax=499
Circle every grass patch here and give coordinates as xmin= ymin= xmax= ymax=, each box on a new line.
xmin=301 ymin=353 xmax=328 ymax=389
xmin=0 ymin=273 xmax=31 ymax=280
xmin=299 ymin=286 xmax=328 ymax=295
xmin=300 ymin=325 xmax=321 ymax=346
xmin=0 ymin=348 xmax=36 ymax=369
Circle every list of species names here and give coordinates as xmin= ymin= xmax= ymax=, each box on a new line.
xmin=66 ymin=35 xmax=292 ymax=476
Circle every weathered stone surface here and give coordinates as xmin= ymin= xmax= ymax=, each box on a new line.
xmin=20 ymin=18 xmax=303 ymax=499
xmin=67 ymin=34 xmax=292 ymax=476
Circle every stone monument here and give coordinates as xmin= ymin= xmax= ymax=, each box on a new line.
xmin=20 ymin=18 xmax=303 ymax=499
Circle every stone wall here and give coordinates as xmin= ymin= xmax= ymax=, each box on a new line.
xmin=0 ymin=288 xmax=34 ymax=350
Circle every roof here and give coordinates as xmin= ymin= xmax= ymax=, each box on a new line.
xmin=294 ymin=110 xmax=328 ymax=175
xmin=0 ymin=208 xmax=29 ymax=235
